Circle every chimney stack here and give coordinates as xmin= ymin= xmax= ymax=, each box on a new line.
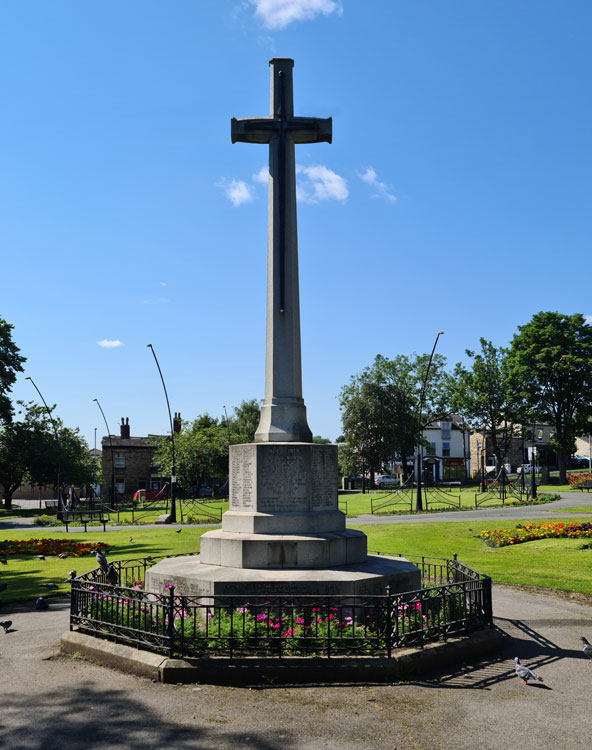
xmin=120 ymin=417 xmax=130 ymax=439
xmin=173 ymin=412 xmax=182 ymax=434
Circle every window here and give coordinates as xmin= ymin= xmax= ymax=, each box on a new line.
xmin=442 ymin=442 xmax=450 ymax=457
xmin=114 ymin=452 xmax=126 ymax=469
xmin=115 ymin=481 xmax=125 ymax=494
xmin=441 ymin=421 xmax=451 ymax=439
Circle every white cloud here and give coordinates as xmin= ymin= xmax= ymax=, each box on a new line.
xmin=296 ymin=164 xmax=348 ymax=204
xmin=585 ymin=315 xmax=592 ymax=325
xmin=251 ymin=0 xmax=342 ymax=29
xmin=217 ymin=178 xmax=255 ymax=206
xmin=253 ymin=165 xmax=269 ymax=183
xmin=97 ymin=339 xmax=124 ymax=348
xmin=358 ymin=166 xmax=397 ymax=203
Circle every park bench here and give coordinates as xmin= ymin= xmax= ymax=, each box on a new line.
xmin=43 ymin=500 xmax=59 ymax=512
xmin=578 ymin=480 xmax=592 ymax=492
xmin=63 ymin=509 xmax=110 ymax=532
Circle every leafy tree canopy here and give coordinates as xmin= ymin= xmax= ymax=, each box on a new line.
xmin=452 ymin=338 xmax=519 ymax=468
xmin=0 ymin=318 xmax=26 ymax=422
xmin=506 ymin=311 xmax=592 ymax=481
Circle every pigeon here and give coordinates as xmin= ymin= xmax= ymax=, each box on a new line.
xmin=514 ymin=657 xmax=543 ymax=685
xmin=0 ymin=556 xmax=7 ymax=565
xmin=34 ymin=597 xmax=49 ymax=610
xmin=44 ymin=582 xmax=58 ymax=589
xmin=58 ymin=553 xmax=68 ymax=559
xmin=580 ymin=637 xmax=592 ymax=663
xmin=106 ymin=563 xmax=119 ymax=586
xmin=36 ymin=555 xmax=45 ymax=560
xmin=0 ymin=583 xmax=7 ymax=593
xmin=129 ymin=536 xmax=133 ymax=543
xmin=95 ymin=549 xmax=109 ymax=573
xmin=0 ymin=620 xmax=12 ymax=633
xmin=67 ymin=570 xmax=77 ymax=579
xmin=175 ymin=529 xmax=182 ymax=534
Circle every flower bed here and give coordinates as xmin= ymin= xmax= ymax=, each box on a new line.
xmin=567 ymin=472 xmax=592 ymax=488
xmin=0 ymin=538 xmax=110 ymax=557
xmin=504 ymin=493 xmax=560 ymax=507
xmin=480 ymin=521 xmax=592 ymax=548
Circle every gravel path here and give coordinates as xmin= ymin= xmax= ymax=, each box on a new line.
xmin=1 ymin=586 xmax=591 ymax=750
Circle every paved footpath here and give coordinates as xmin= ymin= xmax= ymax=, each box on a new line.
xmin=1 ymin=586 xmax=591 ymax=750
xmin=2 ymin=491 xmax=592 ymax=533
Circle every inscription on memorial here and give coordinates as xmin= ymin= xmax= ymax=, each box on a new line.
xmin=258 ymin=445 xmax=309 ymax=512
xmin=230 ymin=445 xmax=254 ymax=509
xmin=311 ymin=446 xmax=338 ymax=510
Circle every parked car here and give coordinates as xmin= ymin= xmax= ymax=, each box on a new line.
xmin=516 ymin=464 xmax=533 ymax=474
xmin=198 ymin=485 xmax=214 ymax=498
xmin=375 ymin=475 xmax=401 ymax=488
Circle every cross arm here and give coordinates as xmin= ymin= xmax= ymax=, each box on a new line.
xmin=288 ymin=117 xmax=332 ymax=144
xmin=231 ymin=117 xmax=274 ymax=144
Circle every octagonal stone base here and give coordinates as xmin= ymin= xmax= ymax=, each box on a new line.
xmin=145 ymin=554 xmax=421 ymax=599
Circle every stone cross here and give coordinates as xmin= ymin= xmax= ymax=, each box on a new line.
xmin=231 ymin=58 xmax=332 ymax=443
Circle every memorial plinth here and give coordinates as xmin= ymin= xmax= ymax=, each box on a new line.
xmin=145 ymin=59 xmax=420 ymax=599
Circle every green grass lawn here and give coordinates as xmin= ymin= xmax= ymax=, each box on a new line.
xmin=354 ymin=517 xmax=592 ymax=596
xmin=341 ymin=488 xmax=557 ymax=517
xmin=546 ymin=505 xmax=592 ymax=513
xmin=0 ymin=526 xmax=212 ymax=602
xmin=3 ymin=516 xmax=592 ymax=602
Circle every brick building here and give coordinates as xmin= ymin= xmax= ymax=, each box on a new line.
xmin=469 ymin=423 xmax=558 ymax=475
xmin=100 ymin=417 xmax=172 ymax=500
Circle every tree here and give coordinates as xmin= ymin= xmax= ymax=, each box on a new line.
xmin=452 ymin=339 xmax=519 ymax=472
xmin=339 ymin=353 xmax=452 ymax=485
xmin=228 ymin=399 xmax=260 ymax=443
xmin=0 ymin=402 xmax=96 ymax=508
xmin=153 ymin=414 xmax=228 ymax=492
xmin=0 ymin=318 xmax=26 ymax=422
xmin=506 ymin=311 xmax=592 ymax=483
xmin=312 ymin=435 xmax=331 ymax=444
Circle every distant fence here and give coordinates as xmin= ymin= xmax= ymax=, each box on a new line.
xmin=70 ymin=552 xmax=492 ymax=659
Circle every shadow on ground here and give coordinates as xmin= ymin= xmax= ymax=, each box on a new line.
xmin=0 ymin=681 xmax=293 ymax=750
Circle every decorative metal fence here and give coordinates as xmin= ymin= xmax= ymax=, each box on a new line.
xmin=70 ymin=552 xmax=492 ymax=660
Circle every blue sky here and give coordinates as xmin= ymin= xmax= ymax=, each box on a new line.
xmin=2 ymin=0 xmax=590 ymax=447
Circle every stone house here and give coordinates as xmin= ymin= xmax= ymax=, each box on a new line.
xmin=100 ymin=417 xmax=174 ymax=500
xmin=468 ymin=423 xmax=558 ymax=475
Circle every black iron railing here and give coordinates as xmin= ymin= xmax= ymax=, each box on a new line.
xmin=70 ymin=552 xmax=492 ymax=659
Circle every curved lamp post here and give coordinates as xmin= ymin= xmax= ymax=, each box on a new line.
xmin=147 ymin=344 xmax=176 ymax=523
xmin=25 ymin=377 xmax=64 ymax=517
xmin=93 ymin=398 xmax=115 ymax=507
xmin=415 ymin=331 xmax=444 ymax=512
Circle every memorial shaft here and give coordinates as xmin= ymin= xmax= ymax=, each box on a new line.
xmin=231 ymin=58 xmax=332 ymax=442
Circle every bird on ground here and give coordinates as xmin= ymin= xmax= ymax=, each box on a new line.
xmin=580 ymin=637 xmax=592 ymax=663
xmin=0 ymin=583 xmax=7 ymax=593
xmin=67 ymin=570 xmax=77 ymax=579
xmin=0 ymin=556 xmax=7 ymax=565
xmin=95 ymin=549 xmax=109 ymax=573
xmin=34 ymin=597 xmax=49 ymax=610
xmin=44 ymin=582 xmax=58 ymax=589
xmin=36 ymin=555 xmax=45 ymax=560
xmin=129 ymin=536 xmax=133 ymax=543
xmin=175 ymin=529 xmax=182 ymax=534
xmin=514 ymin=657 xmax=543 ymax=685
xmin=58 ymin=553 xmax=68 ymax=559
xmin=0 ymin=620 xmax=12 ymax=633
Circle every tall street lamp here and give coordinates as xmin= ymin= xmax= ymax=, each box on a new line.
xmin=147 ymin=344 xmax=177 ymax=523
xmin=530 ymin=420 xmax=537 ymax=500
xmin=25 ymin=377 xmax=64 ymax=518
xmin=416 ymin=331 xmax=444 ymax=512
xmin=93 ymin=398 xmax=115 ymax=507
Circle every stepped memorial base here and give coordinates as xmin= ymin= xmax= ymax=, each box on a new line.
xmin=145 ymin=554 xmax=421 ymax=598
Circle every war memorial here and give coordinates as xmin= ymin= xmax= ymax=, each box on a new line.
xmin=146 ymin=59 xmax=420 ymax=597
